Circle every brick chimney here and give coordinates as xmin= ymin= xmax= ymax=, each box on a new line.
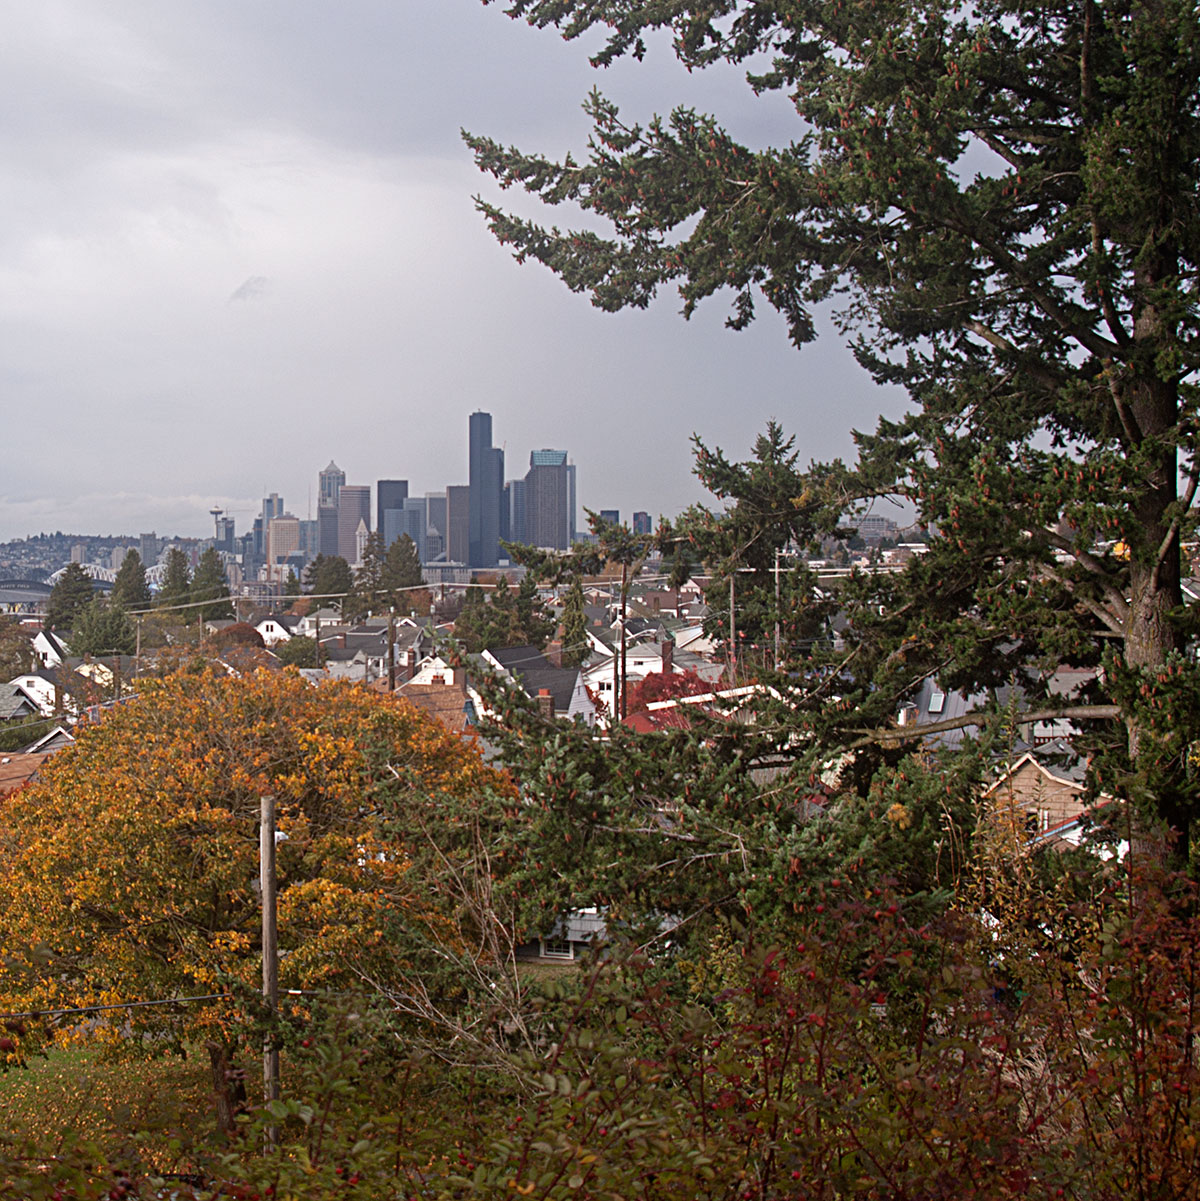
xmin=661 ymin=637 xmax=675 ymax=675
xmin=537 ymin=688 xmax=554 ymax=719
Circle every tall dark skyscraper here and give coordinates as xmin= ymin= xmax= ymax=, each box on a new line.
xmin=468 ymin=411 xmax=504 ymax=568
xmin=376 ymin=479 xmax=409 ymax=538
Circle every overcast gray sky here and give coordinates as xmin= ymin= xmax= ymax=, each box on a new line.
xmin=0 ymin=0 xmax=908 ymax=542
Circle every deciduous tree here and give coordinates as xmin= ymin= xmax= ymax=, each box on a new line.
xmin=0 ymin=617 xmax=33 ymax=681
xmin=0 ymin=669 xmax=511 ymax=1061
xmin=274 ymin=635 xmax=320 ymax=667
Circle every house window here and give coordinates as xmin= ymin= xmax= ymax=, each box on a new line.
xmin=928 ymin=690 xmax=946 ymax=714
xmin=540 ymin=938 xmax=575 ymax=960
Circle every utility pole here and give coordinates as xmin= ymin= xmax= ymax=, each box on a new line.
xmin=619 ymin=561 xmax=629 ymax=722
xmin=611 ymin=587 xmax=621 ymax=727
xmin=260 ymin=794 xmax=279 ymax=1146
xmin=774 ymin=548 xmax=782 ymax=672
xmin=729 ymin=573 xmax=736 ymax=685
xmin=387 ymin=607 xmax=396 ymax=692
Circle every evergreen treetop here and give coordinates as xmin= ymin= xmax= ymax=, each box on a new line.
xmin=190 ymin=547 xmax=233 ymax=623
xmin=110 ymin=549 xmax=151 ymax=611
xmin=305 ymin=554 xmax=354 ymax=604
xmin=156 ymin=547 xmax=191 ymax=612
xmin=45 ymin=562 xmax=95 ymax=631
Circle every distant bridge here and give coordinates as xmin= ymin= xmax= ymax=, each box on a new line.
xmin=46 ymin=563 xmax=116 ymax=585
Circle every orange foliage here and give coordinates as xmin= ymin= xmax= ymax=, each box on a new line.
xmin=0 ymin=667 xmax=511 ymax=1054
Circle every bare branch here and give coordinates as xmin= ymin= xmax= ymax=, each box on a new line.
xmin=841 ymin=703 xmax=1121 ymax=750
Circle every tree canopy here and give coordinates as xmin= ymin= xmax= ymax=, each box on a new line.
xmin=472 ymin=0 xmax=1200 ymax=858
xmin=558 ymin=576 xmax=589 ymax=668
xmin=452 ymin=574 xmax=554 ymax=653
xmin=70 ymin=597 xmax=136 ymax=658
xmin=0 ymin=669 xmax=511 ymax=1055
xmin=305 ymin=553 xmax=354 ymax=604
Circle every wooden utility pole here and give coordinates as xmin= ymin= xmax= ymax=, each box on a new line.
xmin=387 ymin=607 xmax=396 ymax=692
xmin=774 ymin=548 xmax=782 ymax=672
xmin=619 ymin=561 xmax=629 ymax=722
xmin=260 ymin=793 xmax=279 ymax=1145
xmin=729 ymin=573 xmax=736 ymax=685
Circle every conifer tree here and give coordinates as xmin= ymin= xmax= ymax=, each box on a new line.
xmin=305 ymin=554 xmax=353 ymax=602
xmin=515 ymin=574 xmax=554 ymax=651
xmin=45 ymin=563 xmax=95 ymax=631
xmin=559 ymin=577 xmax=589 ymax=669
xmin=72 ymin=596 xmax=136 ymax=657
xmin=110 ymin=550 xmax=151 ymax=611
xmin=156 ymin=547 xmax=191 ymax=612
xmin=346 ymin=531 xmax=386 ymax=623
xmin=472 ymin=0 xmax=1200 ymax=856
xmin=382 ymin=534 xmax=424 ymax=594
xmin=190 ymin=548 xmax=233 ymax=623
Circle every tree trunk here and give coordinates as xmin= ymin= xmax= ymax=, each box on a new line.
xmin=1123 ymin=362 xmax=1189 ymax=858
xmin=207 ymin=1040 xmax=247 ymax=1139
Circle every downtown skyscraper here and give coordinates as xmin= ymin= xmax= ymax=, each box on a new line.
xmin=468 ymin=411 xmax=504 ymax=568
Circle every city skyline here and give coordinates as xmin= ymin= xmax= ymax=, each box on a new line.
xmin=0 ymin=2 xmax=908 ymax=545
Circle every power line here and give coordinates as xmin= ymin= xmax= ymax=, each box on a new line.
xmin=0 ymin=988 xmax=333 ymax=1023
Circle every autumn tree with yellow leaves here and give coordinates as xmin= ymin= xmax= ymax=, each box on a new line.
xmin=0 ymin=669 xmax=514 ymax=1071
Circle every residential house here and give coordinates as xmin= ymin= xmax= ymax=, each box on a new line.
xmin=515 ymin=909 xmax=607 ymax=963
xmin=984 ymin=746 xmax=1094 ymax=851
xmin=256 ymin=613 xmax=303 ymax=647
xmin=390 ymin=669 xmax=478 ymax=735
xmin=582 ymin=637 xmax=724 ymax=721
xmin=7 ymin=667 xmax=86 ymax=717
xmin=0 ymin=684 xmax=39 ymax=724
xmin=479 ymin=646 xmax=599 ymax=726
xmin=32 ymin=629 xmax=70 ymax=669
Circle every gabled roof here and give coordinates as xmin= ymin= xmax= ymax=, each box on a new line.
xmin=0 ymin=751 xmax=55 ymax=797
xmin=0 ymin=685 xmax=38 ymax=721
xmin=483 ymin=645 xmax=581 ymax=713
xmin=36 ymin=629 xmax=70 ymax=659
xmin=260 ymin=613 xmax=303 ymax=632
xmin=394 ymin=674 xmax=476 ymax=734
xmin=21 ymin=725 xmax=75 ymax=754
xmin=343 ymin=631 xmax=388 ymax=655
